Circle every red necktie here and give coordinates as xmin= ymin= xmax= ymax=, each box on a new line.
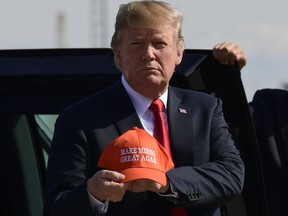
xmin=149 ymin=99 xmax=172 ymax=158
xmin=149 ymin=99 xmax=188 ymax=216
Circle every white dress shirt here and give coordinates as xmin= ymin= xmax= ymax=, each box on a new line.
xmin=121 ymin=75 xmax=169 ymax=136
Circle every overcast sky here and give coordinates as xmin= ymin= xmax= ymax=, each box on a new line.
xmin=1 ymin=0 xmax=287 ymax=101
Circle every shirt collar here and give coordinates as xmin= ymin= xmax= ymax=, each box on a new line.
xmin=121 ymin=75 xmax=168 ymax=116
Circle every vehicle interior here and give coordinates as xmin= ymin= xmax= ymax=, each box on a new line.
xmin=248 ymin=88 xmax=288 ymax=216
xmin=0 ymin=48 xmax=270 ymax=216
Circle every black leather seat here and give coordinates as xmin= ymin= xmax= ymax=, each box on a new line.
xmin=249 ymin=88 xmax=288 ymax=216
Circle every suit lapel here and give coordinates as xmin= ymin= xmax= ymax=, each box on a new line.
xmin=108 ymin=81 xmax=143 ymax=134
xmin=107 ymin=83 xmax=196 ymax=165
xmin=167 ymin=87 xmax=195 ymax=165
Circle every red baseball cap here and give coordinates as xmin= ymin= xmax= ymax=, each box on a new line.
xmin=97 ymin=127 xmax=174 ymax=185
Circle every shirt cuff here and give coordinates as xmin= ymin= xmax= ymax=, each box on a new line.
xmin=157 ymin=181 xmax=179 ymax=198
xmin=87 ymin=188 xmax=109 ymax=215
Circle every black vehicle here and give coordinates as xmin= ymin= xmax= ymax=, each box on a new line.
xmin=0 ymin=48 xmax=287 ymax=216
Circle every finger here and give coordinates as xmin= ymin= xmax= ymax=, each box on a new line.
xmin=213 ymin=42 xmax=233 ymax=63
xmin=228 ymin=45 xmax=247 ymax=69
xmin=220 ymin=42 xmax=235 ymax=64
xmin=98 ymin=170 xmax=126 ymax=182
xmin=107 ymin=182 xmax=129 ymax=202
xmin=235 ymin=52 xmax=247 ymax=70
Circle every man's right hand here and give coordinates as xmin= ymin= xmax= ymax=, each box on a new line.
xmin=87 ymin=170 xmax=128 ymax=202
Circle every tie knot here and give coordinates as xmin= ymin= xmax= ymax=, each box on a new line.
xmin=149 ymin=99 xmax=164 ymax=113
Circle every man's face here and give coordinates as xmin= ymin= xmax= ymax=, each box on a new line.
xmin=114 ymin=25 xmax=183 ymax=98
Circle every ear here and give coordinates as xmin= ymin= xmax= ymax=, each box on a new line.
xmin=175 ymin=48 xmax=184 ymax=66
xmin=113 ymin=46 xmax=122 ymax=69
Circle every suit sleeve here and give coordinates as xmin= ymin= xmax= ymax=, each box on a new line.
xmin=43 ymin=108 xmax=99 ymax=216
xmin=166 ymin=97 xmax=245 ymax=209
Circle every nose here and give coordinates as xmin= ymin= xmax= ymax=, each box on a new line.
xmin=142 ymin=44 xmax=156 ymax=61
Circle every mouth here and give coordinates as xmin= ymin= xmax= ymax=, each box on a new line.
xmin=141 ymin=67 xmax=159 ymax=73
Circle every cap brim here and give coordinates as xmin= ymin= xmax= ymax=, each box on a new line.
xmin=119 ymin=167 xmax=167 ymax=186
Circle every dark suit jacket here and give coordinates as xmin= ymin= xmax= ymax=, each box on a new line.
xmin=44 ymin=81 xmax=245 ymax=216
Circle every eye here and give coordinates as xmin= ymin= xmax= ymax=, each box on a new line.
xmin=130 ymin=40 xmax=143 ymax=46
xmin=154 ymin=41 xmax=167 ymax=48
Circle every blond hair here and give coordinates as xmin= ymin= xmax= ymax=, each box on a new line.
xmin=110 ymin=0 xmax=184 ymax=50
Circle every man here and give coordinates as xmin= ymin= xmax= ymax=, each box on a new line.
xmin=44 ymin=1 xmax=246 ymax=216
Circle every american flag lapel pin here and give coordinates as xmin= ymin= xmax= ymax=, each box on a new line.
xmin=178 ymin=108 xmax=187 ymax=114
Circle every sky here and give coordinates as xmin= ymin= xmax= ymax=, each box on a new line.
xmin=1 ymin=0 xmax=287 ymax=101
